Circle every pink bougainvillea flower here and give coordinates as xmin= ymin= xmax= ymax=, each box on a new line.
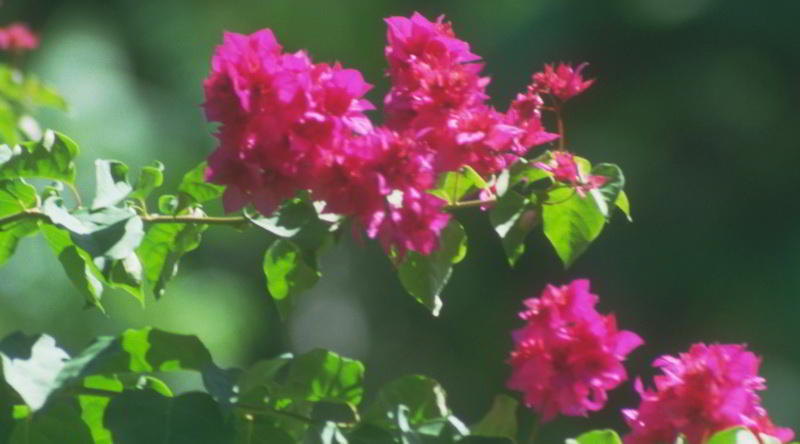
xmin=532 ymin=62 xmax=594 ymax=102
xmin=0 ymin=23 xmax=39 ymax=52
xmin=535 ymin=151 xmax=606 ymax=196
xmin=203 ymin=29 xmax=374 ymax=216
xmin=373 ymin=188 xmax=451 ymax=258
xmin=623 ymin=343 xmax=794 ymax=444
xmin=507 ymin=279 xmax=643 ymax=422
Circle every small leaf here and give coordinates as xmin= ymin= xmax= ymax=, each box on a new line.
xmin=615 ymin=190 xmax=632 ymax=222
xmin=589 ymin=163 xmax=625 ymax=218
xmin=0 ymin=130 xmax=79 ymax=184
xmin=41 ymin=224 xmax=104 ymax=309
xmin=0 ymin=333 xmax=69 ymax=411
xmin=489 ymin=191 xmax=539 ymax=266
xmin=462 ymin=165 xmax=489 ymax=190
xmin=707 ymin=428 xmax=761 ymax=444
xmin=567 ymin=430 xmax=623 ymax=444
xmin=263 ymin=239 xmax=320 ymax=319
xmin=0 ymin=178 xmax=37 ymax=217
xmin=509 ymin=157 xmax=552 ymax=188
xmin=91 ymin=159 xmax=132 ymax=210
xmin=104 ymin=390 xmax=233 ymax=444
xmin=471 ymin=394 xmax=518 ymax=442
xmin=542 ymin=188 xmax=605 ymax=268
xmin=130 ymin=161 xmax=164 ymax=202
xmin=396 ymin=220 xmax=467 ymax=316
xmin=178 ymin=161 xmax=224 ymax=207
xmin=429 ymin=171 xmax=476 ymax=203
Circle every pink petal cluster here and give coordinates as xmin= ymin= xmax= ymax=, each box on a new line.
xmin=383 ymin=13 xmax=559 ymax=176
xmin=507 ymin=279 xmax=643 ymax=421
xmin=203 ymin=13 xmax=584 ymax=257
xmin=0 ymin=23 xmax=39 ymax=52
xmin=532 ymin=63 xmax=594 ymax=102
xmin=623 ymin=343 xmax=794 ymax=444
xmin=535 ymin=151 xmax=606 ymax=196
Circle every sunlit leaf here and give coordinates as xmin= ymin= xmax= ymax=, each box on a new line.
xmin=91 ymin=159 xmax=132 ymax=210
xmin=0 ymin=130 xmax=78 ymax=184
xmin=542 ymin=188 xmax=605 ymax=268
xmin=177 ymin=161 xmax=223 ymax=208
xmin=263 ymin=239 xmax=321 ymax=319
xmin=130 ymin=161 xmax=165 ymax=202
xmin=0 ymin=333 xmax=69 ymax=411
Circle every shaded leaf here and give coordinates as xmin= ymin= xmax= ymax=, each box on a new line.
xmin=396 ymin=221 xmax=467 ymax=316
xmin=8 ymin=399 xmax=93 ymax=444
xmin=40 ymin=224 xmax=104 ymax=309
xmin=283 ymin=349 xmax=364 ymax=406
xmin=471 ymin=395 xmax=518 ymax=443
xmin=104 ymin=390 xmax=233 ymax=444
xmin=489 ymin=191 xmax=539 ymax=266
xmin=263 ymin=239 xmax=320 ymax=319
xmin=365 ymin=375 xmax=449 ymax=429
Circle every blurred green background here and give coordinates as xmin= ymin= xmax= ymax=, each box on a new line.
xmin=2 ymin=0 xmax=799 ymax=438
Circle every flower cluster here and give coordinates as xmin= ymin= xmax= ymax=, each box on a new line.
xmin=535 ymin=151 xmax=607 ymax=196
xmin=507 ymin=279 xmax=643 ymax=421
xmin=532 ymin=62 xmax=595 ymax=102
xmin=623 ymin=343 xmax=794 ymax=444
xmin=203 ymin=14 xmax=593 ymax=257
xmin=0 ymin=23 xmax=38 ymax=52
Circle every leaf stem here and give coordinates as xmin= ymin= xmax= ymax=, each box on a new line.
xmin=65 ymin=182 xmax=83 ymax=209
xmin=555 ymin=102 xmax=566 ymax=152
xmin=526 ymin=416 xmax=541 ymax=444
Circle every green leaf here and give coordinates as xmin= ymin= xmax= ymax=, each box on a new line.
xmin=264 ymin=239 xmax=321 ymax=319
xmin=91 ymin=159 xmax=132 ymax=210
xmin=104 ymin=390 xmax=234 ymax=444
xmin=137 ymin=207 xmax=207 ymax=298
xmin=0 ymin=178 xmax=37 ymax=217
xmin=489 ymin=191 xmax=539 ymax=267
xmin=509 ymin=157 xmax=552 ymax=188
xmin=615 ymin=190 xmax=632 ymax=222
xmin=462 ymin=165 xmax=489 ymax=190
xmin=235 ymin=356 xmax=293 ymax=399
xmin=0 ymin=130 xmax=78 ymax=184
xmin=567 ymin=430 xmax=623 ymax=444
xmin=248 ymin=196 xmax=334 ymax=255
xmin=234 ymin=416 xmax=295 ymax=444
xmin=283 ymin=349 xmax=364 ymax=406
xmin=77 ymin=375 xmax=123 ymax=444
xmin=178 ymin=161 xmax=224 ymax=207
xmin=8 ymin=399 xmax=93 ymax=444
xmin=429 ymin=171 xmax=476 ymax=204
xmin=365 ymin=375 xmax=450 ymax=429
xmin=471 ymin=395 xmax=518 ymax=442
xmin=40 ymin=224 xmax=104 ymax=309
xmin=106 ymin=253 xmax=145 ymax=306
xmin=588 ymin=163 xmax=625 ymax=218
xmin=0 ymin=333 xmax=69 ymax=411
xmin=0 ymin=65 xmax=67 ymax=111
xmin=542 ymin=188 xmax=606 ymax=268
xmin=396 ymin=220 xmax=467 ymax=316
xmin=130 ymin=161 xmax=165 ymax=202
xmin=707 ymin=428 xmax=761 ymax=444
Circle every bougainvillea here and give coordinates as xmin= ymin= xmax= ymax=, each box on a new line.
xmin=507 ymin=279 xmax=643 ymax=421
xmin=0 ymin=22 xmax=39 ymax=52
xmin=623 ymin=343 xmax=794 ymax=444
xmin=0 ymin=9 xmax=792 ymax=444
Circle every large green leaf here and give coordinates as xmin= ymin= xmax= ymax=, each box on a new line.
xmin=104 ymin=390 xmax=233 ymax=444
xmin=396 ymin=220 xmax=467 ymax=316
xmin=471 ymin=395 xmax=518 ymax=443
xmin=0 ymin=65 xmax=67 ymax=111
xmin=542 ymin=188 xmax=606 ymax=268
xmin=7 ymin=399 xmax=93 ymax=444
xmin=177 ymin=161 xmax=224 ymax=207
xmin=0 ymin=130 xmax=78 ymax=184
xmin=91 ymin=159 xmax=132 ymax=210
xmin=429 ymin=170 xmax=477 ymax=204
xmin=282 ymin=349 xmax=364 ymax=406
xmin=136 ymin=207 xmax=207 ymax=298
xmin=263 ymin=239 xmax=320 ymax=319
xmin=489 ymin=191 xmax=539 ymax=267
xmin=0 ymin=333 xmax=69 ymax=411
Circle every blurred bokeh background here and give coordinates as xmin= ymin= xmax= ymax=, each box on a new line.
xmin=2 ymin=0 xmax=799 ymax=438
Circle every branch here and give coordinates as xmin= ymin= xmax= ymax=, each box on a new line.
xmin=140 ymin=214 xmax=250 ymax=227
